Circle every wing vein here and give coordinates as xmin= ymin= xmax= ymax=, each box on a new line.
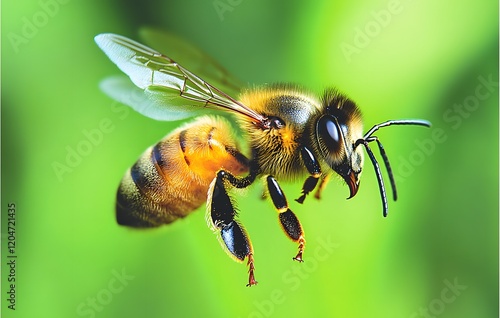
xmin=95 ymin=33 xmax=266 ymax=123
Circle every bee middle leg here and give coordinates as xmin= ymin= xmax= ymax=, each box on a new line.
xmin=208 ymin=169 xmax=258 ymax=286
xmin=266 ymin=175 xmax=305 ymax=262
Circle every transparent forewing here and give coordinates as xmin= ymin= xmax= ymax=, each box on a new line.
xmin=139 ymin=27 xmax=244 ymax=97
xmin=100 ymin=75 xmax=203 ymax=121
xmin=95 ymin=33 xmax=265 ymax=123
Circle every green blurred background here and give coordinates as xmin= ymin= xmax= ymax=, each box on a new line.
xmin=2 ymin=0 xmax=498 ymax=317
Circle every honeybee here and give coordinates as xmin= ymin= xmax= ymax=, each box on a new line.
xmin=95 ymin=30 xmax=430 ymax=286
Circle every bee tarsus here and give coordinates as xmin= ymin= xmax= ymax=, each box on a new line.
xmin=246 ymin=254 xmax=258 ymax=287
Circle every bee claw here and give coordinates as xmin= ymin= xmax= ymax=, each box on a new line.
xmin=292 ymin=236 xmax=305 ymax=262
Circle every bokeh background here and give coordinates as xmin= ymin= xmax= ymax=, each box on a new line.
xmin=2 ymin=0 xmax=498 ymax=317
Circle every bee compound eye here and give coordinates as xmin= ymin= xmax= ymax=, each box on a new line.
xmin=317 ymin=116 xmax=342 ymax=152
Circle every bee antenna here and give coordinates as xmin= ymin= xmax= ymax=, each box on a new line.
xmin=356 ymin=139 xmax=389 ymax=217
xmin=358 ymin=119 xmax=431 ymax=217
xmin=363 ymin=119 xmax=431 ymax=139
xmin=368 ymin=136 xmax=397 ymax=201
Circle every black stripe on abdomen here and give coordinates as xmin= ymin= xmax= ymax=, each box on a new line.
xmin=179 ymin=129 xmax=190 ymax=165
xmin=129 ymin=162 xmax=146 ymax=194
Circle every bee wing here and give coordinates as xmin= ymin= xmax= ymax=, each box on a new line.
xmin=95 ymin=33 xmax=266 ymax=123
xmin=100 ymin=75 xmax=202 ymax=121
xmin=139 ymin=27 xmax=244 ymax=98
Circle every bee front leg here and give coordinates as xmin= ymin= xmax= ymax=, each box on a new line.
xmin=267 ymin=176 xmax=305 ymax=262
xmin=207 ymin=170 xmax=258 ymax=286
xmin=296 ymin=146 xmax=322 ymax=204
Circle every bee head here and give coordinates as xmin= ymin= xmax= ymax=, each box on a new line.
xmin=315 ymin=90 xmax=432 ymax=216
xmin=315 ymin=90 xmax=364 ymax=198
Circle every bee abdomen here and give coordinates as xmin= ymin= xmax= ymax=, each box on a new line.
xmin=116 ymin=116 xmax=249 ymax=227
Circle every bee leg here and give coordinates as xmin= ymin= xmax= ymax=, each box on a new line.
xmin=296 ymin=146 xmax=322 ymax=204
xmin=208 ymin=169 xmax=259 ymax=286
xmin=267 ymin=175 xmax=305 ymax=262
xmin=314 ymin=174 xmax=331 ymax=200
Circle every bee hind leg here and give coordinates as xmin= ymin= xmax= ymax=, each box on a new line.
xmin=267 ymin=175 xmax=305 ymax=262
xmin=208 ymin=170 xmax=258 ymax=286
